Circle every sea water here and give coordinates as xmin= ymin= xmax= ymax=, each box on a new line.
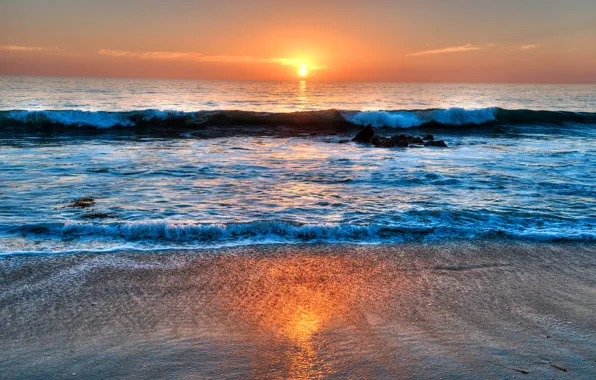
xmin=0 ymin=76 xmax=594 ymax=254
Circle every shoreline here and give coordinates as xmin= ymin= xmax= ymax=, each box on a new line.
xmin=3 ymin=238 xmax=594 ymax=257
xmin=1 ymin=242 xmax=595 ymax=378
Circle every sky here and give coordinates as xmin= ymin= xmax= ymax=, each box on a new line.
xmin=0 ymin=0 xmax=595 ymax=83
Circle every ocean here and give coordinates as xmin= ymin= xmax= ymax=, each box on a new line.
xmin=0 ymin=76 xmax=595 ymax=254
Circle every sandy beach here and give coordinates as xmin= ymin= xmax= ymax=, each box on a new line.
xmin=1 ymin=242 xmax=595 ymax=379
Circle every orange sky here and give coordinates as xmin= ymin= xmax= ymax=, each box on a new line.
xmin=1 ymin=0 xmax=595 ymax=83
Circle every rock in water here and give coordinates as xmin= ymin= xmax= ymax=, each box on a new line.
xmin=67 ymin=197 xmax=96 ymax=208
xmin=352 ymin=124 xmax=375 ymax=142
xmin=352 ymin=129 xmax=445 ymax=149
xmin=408 ymin=136 xmax=424 ymax=144
xmin=370 ymin=136 xmax=386 ymax=146
xmin=424 ymin=140 xmax=448 ymax=147
xmin=376 ymin=135 xmax=409 ymax=148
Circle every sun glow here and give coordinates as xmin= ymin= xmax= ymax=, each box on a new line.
xmin=298 ymin=64 xmax=308 ymax=77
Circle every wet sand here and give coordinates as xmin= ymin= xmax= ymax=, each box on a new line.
xmin=1 ymin=242 xmax=595 ymax=379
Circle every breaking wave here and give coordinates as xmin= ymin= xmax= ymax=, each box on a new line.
xmin=3 ymin=219 xmax=593 ymax=255
xmin=344 ymin=108 xmax=498 ymax=128
xmin=1 ymin=108 xmax=594 ymax=130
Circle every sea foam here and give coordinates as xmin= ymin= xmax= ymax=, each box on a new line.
xmin=4 ymin=109 xmax=187 ymax=128
xmin=343 ymin=108 xmax=497 ymax=128
xmin=8 ymin=219 xmax=594 ymax=248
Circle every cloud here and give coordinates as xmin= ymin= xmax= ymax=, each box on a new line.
xmin=508 ymin=44 xmax=541 ymax=52
xmin=0 ymin=44 xmax=63 ymax=53
xmin=98 ymin=49 xmax=202 ymax=60
xmin=406 ymin=42 xmax=541 ymax=57
xmin=406 ymin=44 xmax=482 ymax=57
xmin=98 ymin=49 xmax=326 ymax=70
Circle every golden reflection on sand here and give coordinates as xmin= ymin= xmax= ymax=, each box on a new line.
xmin=205 ymin=253 xmax=403 ymax=378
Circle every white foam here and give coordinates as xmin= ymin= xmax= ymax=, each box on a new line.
xmin=16 ymin=219 xmax=595 ymax=243
xmin=2 ymin=218 xmax=594 ymax=256
xmin=5 ymin=110 xmax=188 ymax=128
xmin=344 ymin=108 xmax=497 ymax=128
xmin=7 ymin=110 xmax=134 ymax=128
xmin=345 ymin=111 xmax=423 ymax=128
xmin=56 ymin=220 xmax=387 ymax=241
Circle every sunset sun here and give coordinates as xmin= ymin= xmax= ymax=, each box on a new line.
xmin=298 ymin=64 xmax=308 ymax=77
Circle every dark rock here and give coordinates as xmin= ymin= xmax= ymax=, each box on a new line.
xmin=408 ymin=136 xmax=424 ymax=144
xmin=352 ymin=124 xmax=375 ymax=142
xmin=370 ymin=136 xmax=386 ymax=146
xmin=424 ymin=140 xmax=448 ymax=147
xmin=337 ymin=139 xmax=350 ymax=144
xmin=422 ymin=134 xmax=435 ymax=141
xmin=377 ymin=135 xmax=408 ymax=148
xmin=68 ymin=197 xmax=96 ymax=208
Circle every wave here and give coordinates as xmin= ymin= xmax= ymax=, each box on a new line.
xmin=1 ymin=108 xmax=594 ymax=130
xmin=4 ymin=219 xmax=594 ymax=253
xmin=1 ymin=109 xmax=194 ymax=129
xmin=344 ymin=108 xmax=498 ymax=128
xmin=345 ymin=108 xmax=596 ymax=128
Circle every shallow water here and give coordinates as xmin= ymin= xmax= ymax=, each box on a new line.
xmin=1 ymin=123 xmax=594 ymax=253
xmin=0 ymin=77 xmax=595 ymax=254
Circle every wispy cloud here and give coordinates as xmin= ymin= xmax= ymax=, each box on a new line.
xmin=98 ymin=49 xmax=326 ymax=70
xmin=508 ymin=44 xmax=541 ymax=52
xmin=0 ymin=44 xmax=63 ymax=53
xmin=98 ymin=49 xmax=202 ymax=60
xmin=406 ymin=44 xmax=482 ymax=57
xmin=406 ymin=42 xmax=542 ymax=57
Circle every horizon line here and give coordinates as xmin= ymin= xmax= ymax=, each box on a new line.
xmin=1 ymin=73 xmax=594 ymax=86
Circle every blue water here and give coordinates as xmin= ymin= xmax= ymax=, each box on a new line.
xmin=0 ymin=77 xmax=595 ymax=254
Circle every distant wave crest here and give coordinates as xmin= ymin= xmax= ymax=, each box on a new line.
xmin=2 ymin=109 xmax=191 ymax=129
xmin=343 ymin=108 xmax=498 ymax=128
xmin=0 ymin=108 xmax=594 ymax=130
